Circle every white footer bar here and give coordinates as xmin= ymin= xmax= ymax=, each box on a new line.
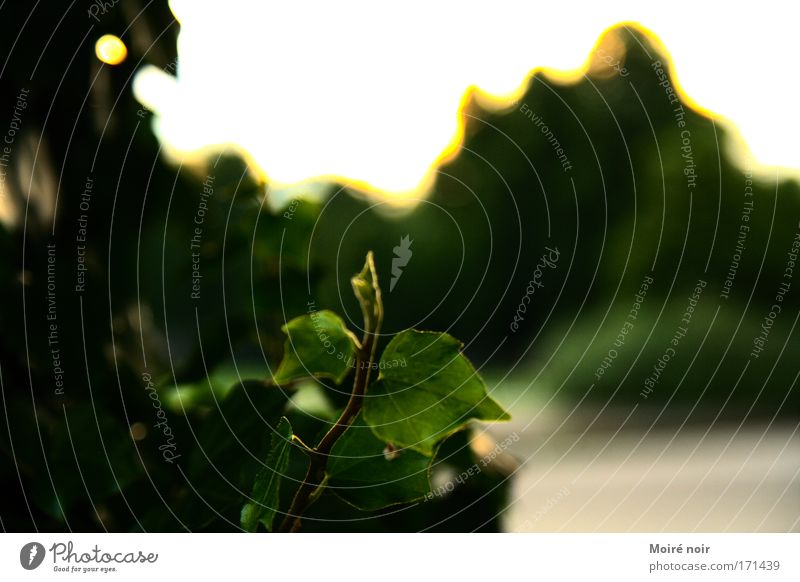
xmin=1 ymin=533 xmax=796 ymax=581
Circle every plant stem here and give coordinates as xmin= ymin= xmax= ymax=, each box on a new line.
xmin=278 ymin=252 xmax=383 ymax=533
xmin=278 ymin=335 xmax=377 ymax=532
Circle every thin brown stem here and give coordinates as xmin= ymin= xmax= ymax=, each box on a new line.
xmin=278 ymin=253 xmax=383 ymax=533
xmin=278 ymin=333 xmax=379 ymax=532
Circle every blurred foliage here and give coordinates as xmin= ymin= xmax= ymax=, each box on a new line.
xmin=0 ymin=3 xmax=797 ymax=533
xmin=312 ymin=28 xmax=800 ymax=417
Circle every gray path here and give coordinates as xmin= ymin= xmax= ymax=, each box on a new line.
xmin=485 ymin=410 xmax=799 ymax=532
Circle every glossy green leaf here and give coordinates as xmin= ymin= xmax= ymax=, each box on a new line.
xmin=326 ymin=414 xmax=431 ymax=511
xmin=363 ymin=331 xmax=510 ymax=455
xmin=240 ymin=417 xmax=293 ymax=532
xmin=273 ymin=310 xmax=358 ymax=384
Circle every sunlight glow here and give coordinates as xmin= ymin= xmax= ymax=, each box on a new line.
xmin=133 ymin=1 xmax=800 ymax=199
xmin=95 ymin=34 xmax=127 ymax=66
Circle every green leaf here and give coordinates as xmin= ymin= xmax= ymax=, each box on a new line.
xmin=326 ymin=414 xmax=431 ymax=511
xmin=161 ymin=361 xmax=271 ymax=413
xmin=240 ymin=417 xmax=293 ymax=532
xmin=363 ymin=331 xmax=510 ymax=455
xmin=274 ymin=310 xmax=358 ymax=384
xmin=186 ymin=380 xmax=288 ymax=484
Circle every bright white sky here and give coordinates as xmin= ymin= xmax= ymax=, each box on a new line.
xmin=133 ymin=1 xmax=800 ymax=198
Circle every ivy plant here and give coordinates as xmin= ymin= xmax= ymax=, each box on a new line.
xmin=241 ymin=252 xmax=510 ymax=532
